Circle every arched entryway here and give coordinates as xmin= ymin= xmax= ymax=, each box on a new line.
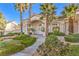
xmin=29 ymin=20 xmax=45 ymax=35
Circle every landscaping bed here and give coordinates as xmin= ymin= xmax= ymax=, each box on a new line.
xmin=65 ymin=34 xmax=79 ymax=43
xmin=0 ymin=40 xmax=25 ymax=56
xmin=70 ymin=45 xmax=79 ymax=56
xmin=34 ymin=34 xmax=79 ymax=56
xmin=48 ymin=31 xmax=65 ymax=36
xmin=35 ymin=34 xmax=71 ymax=56
xmin=0 ymin=34 xmax=36 ymax=56
xmin=13 ymin=34 xmax=36 ymax=47
xmin=0 ymin=32 xmax=20 ymax=37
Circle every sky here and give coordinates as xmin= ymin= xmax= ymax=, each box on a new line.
xmin=0 ymin=3 xmax=67 ymax=23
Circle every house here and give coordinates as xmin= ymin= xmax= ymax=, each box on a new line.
xmin=24 ymin=14 xmax=46 ymax=36
xmin=8 ymin=9 xmax=79 ymax=36
xmin=4 ymin=21 xmax=18 ymax=35
xmin=23 ymin=14 xmax=66 ymax=36
xmin=24 ymin=10 xmax=79 ymax=35
xmin=50 ymin=9 xmax=79 ymax=35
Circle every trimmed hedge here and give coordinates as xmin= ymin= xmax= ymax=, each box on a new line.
xmin=48 ymin=31 xmax=65 ymax=36
xmin=0 ymin=32 xmax=21 ymax=37
xmin=7 ymin=32 xmax=21 ymax=36
xmin=13 ymin=34 xmax=36 ymax=47
xmin=65 ymin=34 xmax=79 ymax=42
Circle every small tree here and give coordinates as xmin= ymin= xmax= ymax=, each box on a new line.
xmin=0 ymin=13 xmax=6 ymax=35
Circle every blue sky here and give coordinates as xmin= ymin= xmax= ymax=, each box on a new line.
xmin=0 ymin=3 xmax=67 ymax=23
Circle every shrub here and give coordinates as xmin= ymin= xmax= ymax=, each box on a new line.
xmin=13 ymin=34 xmax=30 ymax=40
xmin=0 ymin=35 xmax=4 ymax=37
xmin=35 ymin=35 xmax=71 ymax=56
xmin=45 ymin=35 xmax=58 ymax=46
xmin=48 ymin=31 xmax=65 ymax=36
xmin=13 ymin=34 xmax=36 ymax=47
xmin=0 ymin=41 xmax=7 ymax=48
xmin=0 ymin=38 xmax=3 ymax=41
xmin=20 ymin=37 xmax=36 ymax=47
xmin=7 ymin=32 xmax=21 ymax=36
xmin=65 ymin=34 xmax=79 ymax=42
xmin=0 ymin=32 xmax=21 ymax=38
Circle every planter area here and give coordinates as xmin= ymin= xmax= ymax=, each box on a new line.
xmin=65 ymin=34 xmax=79 ymax=43
xmin=13 ymin=34 xmax=36 ymax=47
xmin=48 ymin=31 xmax=65 ymax=36
xmin=35 ymin=34 xmax=71 ymax=56
xmin=0 ymin=34 xmax=36 ymax=56
xmin=34 ymin=33 xmax=79 ymax=56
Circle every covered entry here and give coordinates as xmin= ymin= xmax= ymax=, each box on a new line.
xmin=30 ymin=20 xmax=45 ymax=35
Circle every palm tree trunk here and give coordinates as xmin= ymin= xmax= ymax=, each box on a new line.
xmin=20 ymin=11 xmax=23 ymax=33
xmin=29 ymin=3 xmax=32 ymax=22
xmin=69 ymin=17 xmax=73 ymax=34
xmin=45 ymin=15 xmax=48 ymax=37
xmin=27 ymin=3 xmax=32 ymax=35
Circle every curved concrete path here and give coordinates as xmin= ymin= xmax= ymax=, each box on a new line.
xmin=11 ymin=34 xmax=45 ymax=56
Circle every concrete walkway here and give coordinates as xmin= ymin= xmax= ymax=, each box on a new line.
xmin=57 ymin=36 xmax=65 ymax=42
xmin=11 ymin=34 xmax=45 ymax=56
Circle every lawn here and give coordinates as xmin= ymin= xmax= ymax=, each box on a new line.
xmin=70 ymin=45 xmax=79 ymax=56
xmin=0 ymin=34 xmax=36 ymax=56
xmin=65 ymin=34 xmax=79 ymax=42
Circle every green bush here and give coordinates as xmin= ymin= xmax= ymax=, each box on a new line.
xmin=0 ymin=41 xmax=7 ymax=48
xmin=36 ymin=35 xmax=71 ymax=56
xmin=48 ymin=31 xmax=65 ymax=36
xmin=65 ymin=34 xmax=79 ymax=42
xmin=0 ymin=35 xmax=4 ymax=37
xmin=14 ymin=34 xmax=36 ymax=47
xmin=20 ymin=37 xmax=36 ymax=47
xmin=0 ymin=40 xmax=25 ymax=56
xmin=0 ymin=32 xmax=21 ymax=37
xmin=45 ymin=35 xmax=58 ymax=46
xmin=7 ymin=32 xmax=21 ymax=36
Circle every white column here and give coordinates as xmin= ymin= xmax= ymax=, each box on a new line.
xmin=65 ymin=22 xmax=69 ymax=35
xmin=73 ymin=21 xmax=78 ymax=34
xmin=25 ymin=23 xmax=28 ymax=34
xmin=78 ymin=21 xmax=79 ymax=33
xmin=60 ymin=22 xmax=64 ymax=32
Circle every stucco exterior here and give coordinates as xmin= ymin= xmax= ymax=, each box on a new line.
xmin=4 ymin=21 xmax=18 ymax=34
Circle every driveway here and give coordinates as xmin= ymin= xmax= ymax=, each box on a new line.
xmin=11 ymin=34 xmax=45 ymax=56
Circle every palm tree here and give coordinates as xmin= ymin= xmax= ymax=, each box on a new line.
xmin=62 ymin=4 xmax=78 ymax=34
xmin=40 ymin=3 xmax=56 ymax=37
xmin=27 ymin=3 xmax=33 ymax=34
xmin=29 ymin=3 xmax=33 ymax=22
xmin=15 ymin=3 xmax=28 ymax=33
